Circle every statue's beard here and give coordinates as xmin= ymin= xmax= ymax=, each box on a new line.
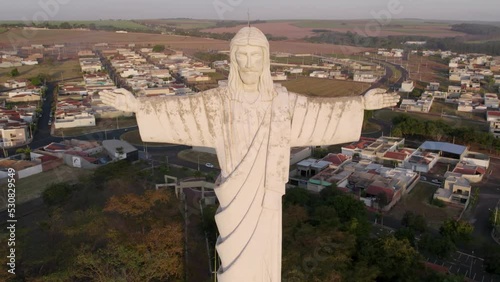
xmin=239 ymin=71 xmax=261 ymax=87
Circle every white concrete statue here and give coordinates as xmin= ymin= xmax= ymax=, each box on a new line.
xmin=101 ymin=26 xmax=399 ymax=282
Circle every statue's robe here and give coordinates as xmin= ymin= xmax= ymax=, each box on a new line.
xmin=135 ymin=86 xmax=364 ymax=281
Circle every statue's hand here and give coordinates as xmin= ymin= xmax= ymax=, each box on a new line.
xmin=100 ymin=88 xmax=138 ymax=113
xmin=363 ymin=88 xmax=400 ymax=110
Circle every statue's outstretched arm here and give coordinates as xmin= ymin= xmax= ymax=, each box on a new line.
xmin=100 ymin=88 xmax=218 ymax=147
xmin=288 ymin=89 xmax=399 ymax=147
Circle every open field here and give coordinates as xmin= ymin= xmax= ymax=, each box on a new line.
xmin=0 ymin=59 xmax=81 ymax=84
xmin=139 ymin=19 xmax=218 ymax=29
xmin=282 ymin=77 xmax=371 ymax=97
xmin=0 ymin=165 xmax=93 ymax=207
xmin=177 ymin=149 xmax=220 ymax=169
xmin=374 ymin=109 xmax=489 ymax=131
xmin=291 ymin=19 xmax=467 ymax=38
xmin=120 ymin=129 xmax=173 ymax=147
xmin=406 ymin=55 xmax=449 ymax=84
xmin=53 ymin=117 xmax=137 ymax=137
xmin=389 ymin=182 xmax=463 ymax=230
xmin=0 ymin=29 xmax=370 ymax=55
xmin=0 ymin=20 xmax=149 ymax=31
xmin=202 ymin=20 xmax=466 ymax=39
xmin=272 ymin=55 xmax=322 ymax=65
xmin=202 ymin=22 xmax=317 ymax=40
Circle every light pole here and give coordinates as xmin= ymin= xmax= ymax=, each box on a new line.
xmin=197 ymin=155 xmax=200 ymax=171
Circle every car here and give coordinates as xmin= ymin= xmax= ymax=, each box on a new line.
xmin=48 ymin=121 xmax=52 ymax=126
xmin=431 ymin=179 xmax=442 ymax=184
xmin=205 ymin=162 xmax=214 ymax=168
xmin=420 ymin=176 xmax=427 ymax=181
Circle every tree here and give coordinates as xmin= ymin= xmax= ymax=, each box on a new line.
xmin=10 ymin=68 xmax=19 ymax=77
xmin=29 ymin=76 xmax=42 ymax=86
xmin=366 ymin=236 xmax=423 ymax=281
xmin=418 ymin=233 xmax=456 ymax=259
xmin=152 ymin=44 xmax=165 ymax=52
xmin=15 ymin=146 xmax=31 ymax=160
xmin=43 ymin=183 xmax=74 ymax=206
xmin=401 ymin=211 xmax=427 ymax=233
xmin=395 ymin=227 xmax=416 ymax=246
xmin=439 ymin=219 xmax=474 ymax=243
xmin=484 ymin=246 xmax=500 ymax=275
xmin=60 ymin=22 xmax=72 ymax=29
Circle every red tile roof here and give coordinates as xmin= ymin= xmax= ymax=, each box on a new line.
xmin=383 ymin=151 xmax=408 ymax=161
xmin=488 ymin=111 xmax=500 ymax=117
xmin=366 ymin=185 xmax=394 ymax=201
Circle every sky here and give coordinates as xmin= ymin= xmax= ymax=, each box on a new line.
xmin=1 ymin=0 xmax=499 ymax=22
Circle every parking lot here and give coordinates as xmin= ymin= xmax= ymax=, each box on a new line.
xmin=425 ymin=251 xmax=500 ymax=281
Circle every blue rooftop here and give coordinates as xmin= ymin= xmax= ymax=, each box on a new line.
xmin=419 ymin=141 xmax=467 ymax=156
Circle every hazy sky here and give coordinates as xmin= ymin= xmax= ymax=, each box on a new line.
xmin=1 ymin=0 xmax=499 ymax=22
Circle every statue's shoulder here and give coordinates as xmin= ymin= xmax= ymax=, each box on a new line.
xmin=198 ymin=87 xmax=226 ymax=101
xmin=273 ymin=83 xmax=289 ymax=95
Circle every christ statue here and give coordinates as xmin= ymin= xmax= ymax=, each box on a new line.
xmin=101 ymin=26 xmax=399 ymax=282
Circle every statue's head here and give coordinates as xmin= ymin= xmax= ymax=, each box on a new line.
xmin=228 ymin=27 xmax=275 ymax=100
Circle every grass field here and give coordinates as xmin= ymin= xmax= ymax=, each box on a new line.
xmin=389 ymin=182 xmax=462 ymax=230
xmin=0 ymin=165 xmax=93 ymax=208
xmin=120 ymin=129 xmax=173 ymax=147
xmin=0 ymin=59 xmax=81 ymax=84
xmin=139 ymin=19 xmax=218 ymax=29
xmin=290 ymin=19 xmax=465 ymax=38
xmin=282 ymin=77 xmax=371 ymax=97
xmin=374 ymin=109 xmax=488 ymax=130
xmin=362 ymin=121 xmax=382 ymax=133
xmin=0 ymin=20 xmax=150 ymax=31
xmin=271 ymin=55 xmax=322 ymax=65
xmin=177 ymin=149 xmax=219 ymax=169
xmin=53 ymin=117 xmax=137 ymax=137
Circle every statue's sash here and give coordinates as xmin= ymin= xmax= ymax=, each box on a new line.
xmin=262 ymin=86 xmax=291 ymax=208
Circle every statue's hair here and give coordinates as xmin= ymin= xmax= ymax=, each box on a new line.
xmin=228 ymin=27 xmax=276 ymax=101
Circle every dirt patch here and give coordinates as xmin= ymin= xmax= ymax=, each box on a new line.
xmin=389 ymin=182 xmax=462 ymax=230
xmin=282 ymin=77 xmax=371 ymax=97
xmin=202 ymin=22 xmax=316 ymax=40
xmin=0 ymin=29 xmax=370 ymax=55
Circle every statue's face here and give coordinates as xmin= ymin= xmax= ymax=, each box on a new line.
xmin=235 ymin=45 xmax=264 ymax=87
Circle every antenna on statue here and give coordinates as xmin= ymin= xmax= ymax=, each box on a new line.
xmin=247 ymin=9 xmax=250 ymax=27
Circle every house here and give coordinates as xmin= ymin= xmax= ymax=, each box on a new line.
xmin=451 ymin=162 xmax=487 ymax=183
xmin=399 ymin=92 xmax=434 ymax=113
xmin=418 ymin=141 xmax=467 ymax=160
xmin=0 ymin=158 xmax=43 ymax=180
xmin=309 ymin=71 xmax=329 ymax=79
xmin=54 ymin=111 xmax=96 ymax=129
xmin=79 ymin=57 xmax=103 ymax=73
xmin=487 ymin=111 xmax=500 ymax=138
xmin=102 ymin=140 xmax=138 ymax=162
xmin=4 ymin=79 xmax=28 ymax=89
xmin=400 ymin=80 xmax=415 ymax=93
xmin=321 ymin=153 xmax=350 ymax=169
xmin=296 ymin=158 xmax=331 ymax=178
xmin=434 ymin=175 xmax=471 ymax=207
xmin=484 ymin=93 xmax=499 ymax=109
xmin=404 ymin=150 xmax=439 ymax=173
xmin=353 ymin=71 xmax=378 ymax=83
xmin=0 ymin=119 xmax=30 ymax=148
xmin=318 ymin=161 xmax=418 ymax=211
xmin=448 ymin=85 xmax=462 ymax=95
xmin=427 ymin=82 xmax=440 ymax=91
